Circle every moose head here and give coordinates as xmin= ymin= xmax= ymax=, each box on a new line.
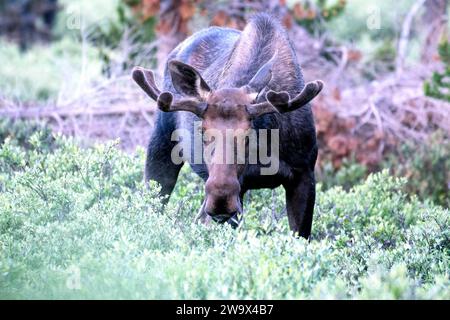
xmin=132 ymin=58 xmax=323 ymax=226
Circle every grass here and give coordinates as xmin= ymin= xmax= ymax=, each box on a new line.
xmin=0 ymin=124 xmax=448 ymax=299
xmin=0 ymin=37 xmax=103 ymax=103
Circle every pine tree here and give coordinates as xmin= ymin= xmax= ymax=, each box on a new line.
xmin=424 ymin=35 xmax=450 ymax=102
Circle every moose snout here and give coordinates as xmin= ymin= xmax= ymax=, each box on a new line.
xmin=204 ymin=177 xmax=241 ymax=221
xmin=204 ymin=194 xmax=241 ymax=227
xmin=204 ymin=196 xmax=240 ymax=221
xmin=210 ymin=213 xmax=235 ymax=223
xmin=205 ymin=209 xmax=240 ymax=228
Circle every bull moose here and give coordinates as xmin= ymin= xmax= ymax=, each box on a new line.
xmin=132 ymin=13 xmax=323 ymax=238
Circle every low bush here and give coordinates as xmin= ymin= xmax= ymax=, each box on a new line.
xmin=386 ymin=132 xmax=449 ymax=208
xmin=0 ymin=124 xmax=448 ymax=299
xmin=316 ymin=155 xmax=367 ymax=191
xmin=317 ymin=132 xmax=449 ymax=208
xmin=0 ymin=119 xmax=54 ymax=151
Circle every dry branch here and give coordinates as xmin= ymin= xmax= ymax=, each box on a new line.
xmin=0 ymin=103 xmax=155 ymax=119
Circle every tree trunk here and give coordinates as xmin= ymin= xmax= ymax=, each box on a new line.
xmin=421 ymin=0 xmax=448 ymax=64
xmin=155 ymin=0 xmax=191 ymax=75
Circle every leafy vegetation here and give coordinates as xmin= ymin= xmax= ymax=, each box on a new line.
xmin=84 ymin=1 xmax=157 ymax=76
xmin=0 ymin=37 xmax=102 ymax=102
xmin=424 ymin=38 xmax=450 ymax=102
xmin=316 ymin=155 xmax=367 ymax=191
xmin=0 ymin=0 xmax=448 ymax=300
xmin=0 ymin=122 xmax=448 ymax=299
xmin=0 ymin=0 xmax=122 ymax=103
xmin=319 ymin=132 xmax=450 ymax=208
xmin=386 ymin=132 xmax=450 ymax=208
xmin=291 ymin=0 xmax=347 ymax=34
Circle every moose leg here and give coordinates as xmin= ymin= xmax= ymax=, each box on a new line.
xmin=284 ymin=170 xmax=316 ymax=239
xmin=145 ymin=115 xmax=183 ymax=203
xmin=145 ymin=140 xmax=183 ymax=203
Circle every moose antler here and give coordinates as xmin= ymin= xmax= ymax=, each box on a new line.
xmin=132 ymin=67 xmax=207 ymax=117
xmin=246 ymin=80 xmax=324 ymax=119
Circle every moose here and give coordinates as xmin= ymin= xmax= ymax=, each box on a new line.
xmin=132 ymin=13 xmax=323 ymax=238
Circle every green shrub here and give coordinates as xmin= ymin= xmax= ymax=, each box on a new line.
xmin=0 ymin=126 xmax=448 ymax=299
xmin=385 ymin=132 xmax=450 ymax=208
xmin=0 ymin=119 xmax=54 ymax=151
xmin=291 ymin=0 xmax=347 ymax=35
xmin=317 ymin=132 xmax=449 ymax=208
xmin=88 ymin=2 xmax=157 ymax=75
xmin=54 ymin=0 xmax=123 ymax=39
xmin=316 ymin=155 xmax=367 ymax=191
xmin=424 ymin=38 xmax=450 ymax=102
xmin=0 ymin=0 xmax=124 ymax=103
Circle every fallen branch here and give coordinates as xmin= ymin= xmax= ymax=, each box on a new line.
xmin=0 ymin=103 xmax=155 ymax=119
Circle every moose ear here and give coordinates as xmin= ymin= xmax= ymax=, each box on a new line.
xmin=243 ymin=52 xmax=277 ymax=100
xmin=168 ymin=60 xmax=211 ymax=100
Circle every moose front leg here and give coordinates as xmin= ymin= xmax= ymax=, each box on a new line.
xmin=145 ymin=118 xmax=183 ymax=204
xmin=145 ymin=147 xmax=183 ymax=204
xmin=284 ymin=170 xmax=316 ymax=239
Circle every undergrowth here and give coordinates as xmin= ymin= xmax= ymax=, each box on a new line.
xmin=0 ymin=126 xmax=448 ymax=299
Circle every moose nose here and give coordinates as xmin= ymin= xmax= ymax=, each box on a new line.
xmin=210 ymin=214 xmax=231 ymax=223
xmin=207 ymin=211 xmax=240 ymax=227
